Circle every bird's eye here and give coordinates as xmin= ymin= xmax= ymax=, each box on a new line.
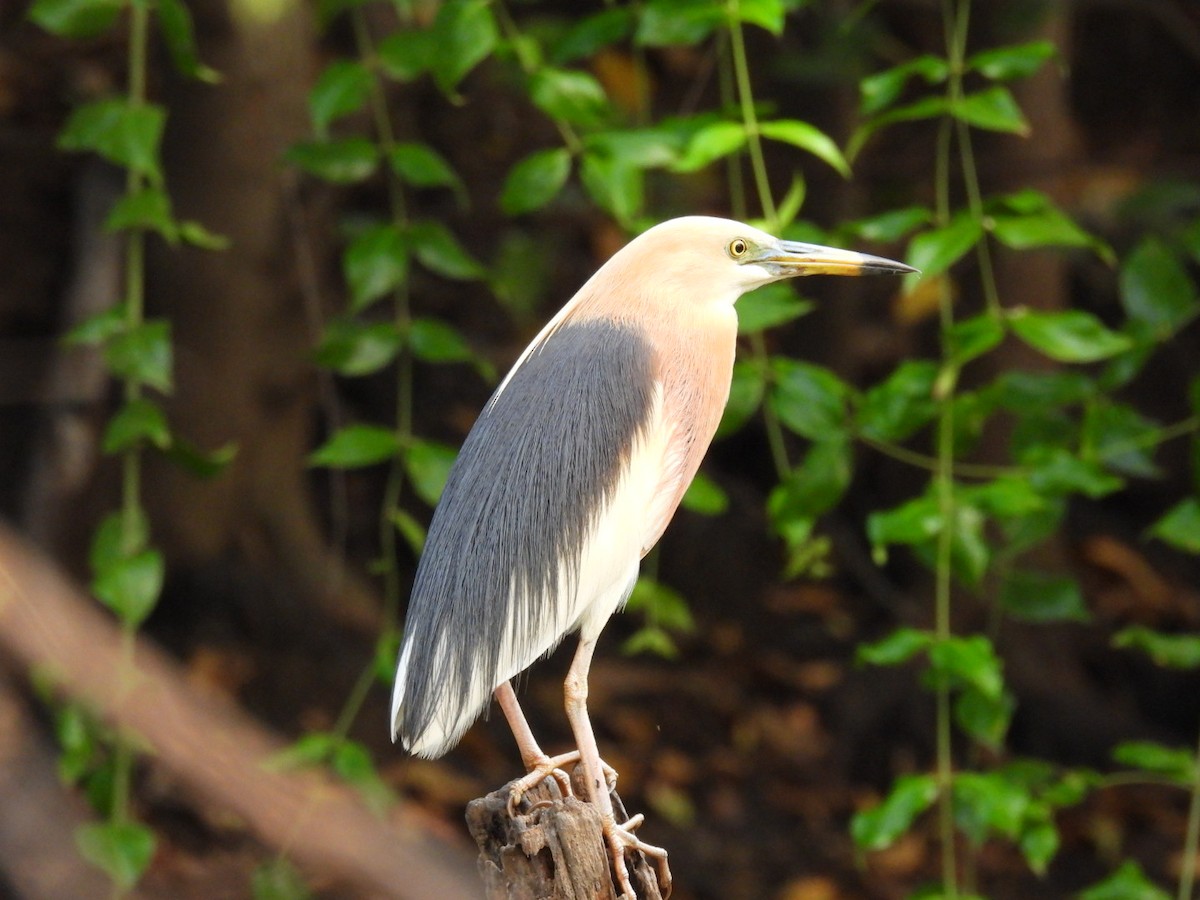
xmin=728 ymin=238 xmax=749 ymax=258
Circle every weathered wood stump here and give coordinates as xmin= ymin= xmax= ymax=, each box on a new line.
xmin=466 ymin=770 xmax=665 ymax=900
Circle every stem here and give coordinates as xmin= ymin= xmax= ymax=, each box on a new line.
xmin=724 ymin=3 xmax=790 ymax=478
xmin=727 ymin=0 xmax=777 ymax=227
xmin=326 ymin=10 xmax=416 ymax=741
xmin=493 ymin=0 xmax=582 ymax=154
xmin=109 ymin=6 xmax=152 ymax=877
xmin=1179 ymin=727 xmax=1200 ymax=900
xmin=934 ymin=2 xmax=961 ymax=889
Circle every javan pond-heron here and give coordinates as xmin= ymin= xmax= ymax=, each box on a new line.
xmin=391 ymin=216 xmax=914 ymax=897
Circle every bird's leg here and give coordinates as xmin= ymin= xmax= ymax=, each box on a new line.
xmin=564 ymin=638 xmax=672 ymax=900
xmin=493 ymin=681 xmax=577 ymax=813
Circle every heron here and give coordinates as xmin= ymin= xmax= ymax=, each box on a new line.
xmin=391 ymin=215 xmax=914 ymax=897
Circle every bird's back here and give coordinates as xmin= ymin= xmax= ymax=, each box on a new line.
xmin=392 ymin=318 xmax=658 ymax=757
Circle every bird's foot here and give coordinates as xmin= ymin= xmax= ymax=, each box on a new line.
xmin=508 ymin=753 xmax=621 ymax=816
xmin=603 ymin=812 xmax=672 ymax=900
xmin=507 ymin=751 xmax=580 ymax=816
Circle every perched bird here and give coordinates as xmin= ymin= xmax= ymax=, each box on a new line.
xmin=391 ymin=216 xmax=913 ymax=896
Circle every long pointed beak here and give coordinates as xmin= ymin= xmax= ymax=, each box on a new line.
xmin=755 ymin=240 xmax=917 ymax=278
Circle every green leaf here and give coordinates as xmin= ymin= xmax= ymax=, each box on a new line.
xmin=857 ymin=360 xmax=938 ymax=442
xmin=430 ymin=0 xmax=498 ymax=95
xmin=64 ymin=306 xmax=127 ymax=346
xmin=408 ymin=317 xmax=475 ymax=365
xmin=989 ymin=191 xmax=1106 ymax=258
xmin=625 ymin=577 xmax=694 ymax=633
xmin=252 ymin=858 xmax=313 ymax=900
xmin=947 ymin=314 xmax=1005 ymax=367
xmin=906 ymin=213 xmax=984 ymax=280
xmin=315 ymin=319 xmax=401 ymax=376
xmin=178 ymin=220 xmax=229 ymax=250
xmin=851 ymin=773 xmax=939 ymax=851
xmin=856 ymin=628 xmax=933 ymax=666
xmin=953 ymin=771 xmax=1029 ymax=844
xmin=76 ymin=821 xmax=156 ymax=890
xmin=388 ymin=143 xmax=463 ymax=195
xmin=734 ymin=0 xmax=785 ymax=35
xmin=1007 ymin=308 xmax=1132 ymax=363
xmin=1114 ymin=626 xmax=1200 ymax=670
xmin=403 ymin=439 xmax=458 ymax=506
xmin=29 ymin=0 xmax=122 ymax=39
xmin=1024 ymin=448 xmax=1123 ymax=499
xmin=309 ymin=424 xmax=399 ymax=468
xmin=331 ymin=740 xmax=393 ymax=813
xmin=550 ymin=8 xmax=635 ymax=64
xmin=767 ymin=438 xmax=852 ymax=531
xmin=286 ymin=138 xmax=378 ymax=184
xmin=500 ymin=148 xmax=572 ymax=215
xmin=1080 ymin=861 xmax=1172 ymax=900
xmin=928 ymin=635 xmax=1004 ymax=698
xmin=868 ymin=494 xmax=941 ymax=556
xmin=529 ymin=68 xmax=610 ymax=128
xmin=1000 ymin=570 xmax=1089 ymax=623
xmin=680 ymin=471 xmax=728 ymax=515
xmin=104 ymin=187 xmax=177 ymax=241
xmin=1022 ymin=816 xmax=1066 ymax=874
xmin=344 ymin=223 xmax=407 ymax=311
xmin=717 ymin=360 xmax=765 ymax=437
xmin=768 ymin=360 xmax=849 ymax=440
xmin=104 ymin=320 xmax=173 ymax=393
xmin=264 ymin=733 xmax=336 ymax=770
xmin=390 ymin=508 xmax=426 ymax=556
xmin=1120 ymin=237 xmax=1199 ymax=341
xmin=736 ymin=282 xmax=813 ymax=333
xmin=671 ymin=121 xmax=746 ymax=173
xmin=1149 ymin=497 xmax=1200 ymax=554
xmin=954 ymin=686 xmax=1014 ymax=749
xmin=377 ymin=30 xmax=436 ymax=82
xmin=165 ymin=436 xmax=237 ymax=479
xmin=59 ymin=99 xmax=166 ymax=184
xmin=948 ymin=503 xmax=989 ymax=587
xmin=310 ymin=60 xmax=372 ymax=137
xmin=583 ymin=126 xmax=682 ymax=170
xmin=93 ymin=548 xmax=164 ymax=626
xmin=580 ymin=152 xmax=642 ymax=226
xmin=622 ymin=625 xmax=680 ymax=659
xmin=409 ymin=221 xmax=486 ymax=280
xmin=775 ymin=173 xmax=807 ymax=229
xmin=635 ymin=0 xmax=725 ymax=46
xmin=758 ymin=119 xmax=850 ymax=178
xmin=859 ymin=55 xmax=949 ymax=116
xmin=967 ymin=41 xmax=1057 ymax=81
xmin=844 ymin=206 xmax=933 ymax=243
xmin=1083 ymin=401 xmax=1160 ymax=477
xmin=1112 ymin=740 xmax=1196 ymax=784
xmin=90 ymin=509 xmax=149 ymax=571
xmin=157 ymin=0 xmax=219 ymax=82
xmin=848 ymin=95 xmax=949 ymax=162
xmin=993 ymin=369 xmax=1095 ymax=411
xmin=952 ymin=86 xmax=1029 ymax=135
xmin=103 ymin=398 xmax=172 ymax=453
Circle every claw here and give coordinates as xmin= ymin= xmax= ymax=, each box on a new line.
xmin=602 ymin=813 xmax=672 ymax=900
xmin=506 ymin=750 xmax=581 ymax=816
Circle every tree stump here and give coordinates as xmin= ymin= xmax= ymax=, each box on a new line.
xmin=466 ymin=772 xmax=665 ymax=900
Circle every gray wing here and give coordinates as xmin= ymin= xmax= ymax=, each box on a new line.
xmin=391 ymin=318 xmax=656 ymax=757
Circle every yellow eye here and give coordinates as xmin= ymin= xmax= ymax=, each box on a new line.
xmin=728 ymin=238 xmax=749 ymax=258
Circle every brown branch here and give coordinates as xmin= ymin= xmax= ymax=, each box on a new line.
xmin=0 ymin=523 xmax=480 ymax=899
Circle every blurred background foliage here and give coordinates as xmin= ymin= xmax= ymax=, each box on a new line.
xmin=2 ymin=0 xmax=1200 ymax=897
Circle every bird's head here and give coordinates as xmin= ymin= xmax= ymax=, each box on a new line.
xmin=609 ymin=216 xmax=916 ymax=315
